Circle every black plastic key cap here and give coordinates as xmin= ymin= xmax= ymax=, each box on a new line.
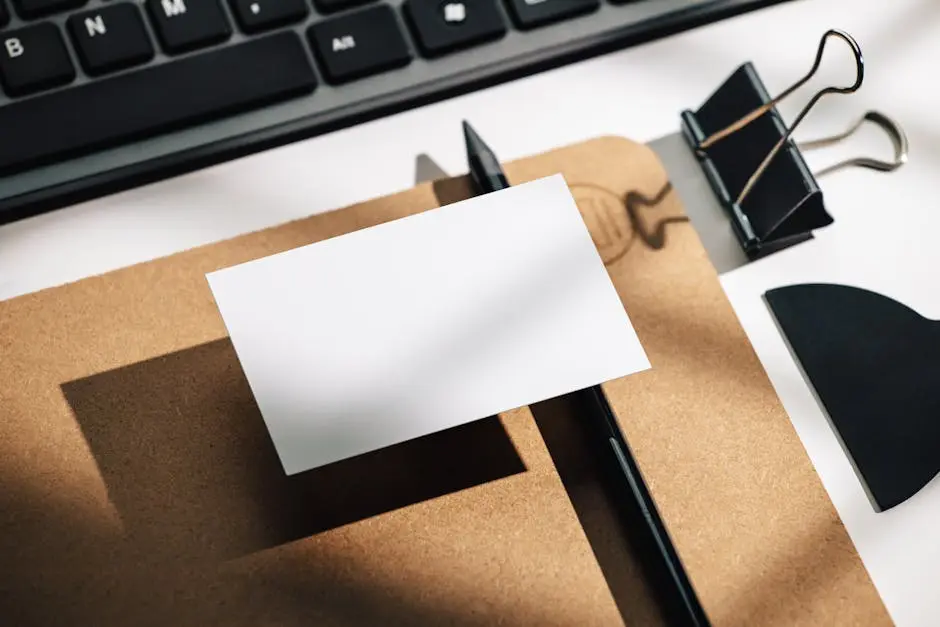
xmin=68 ymin=4 xmax=155 ymax=76
xmin=230 ymin=0 xmax=308 ymax=34
xmin=0 ymin=32 xmax=316 ymax=175
xmin=146 ymin=0 xmax=231 ymax=54
xmin=13 ymin=0 xmax=85 ymax=20
xmin=0 ymin=23 xmax=75 ymax=97
xmin=314 ymin=0 xmax=374 ymax=14
xmin=308 ymin=4 xmax=411 ymax=84
xmin=404 ymin=0 xmax=506 ymax=58
xmin=0 ymin=2 xmax=9 ymax=28
xmin=504 ymin=0 xmax=599 ymax=30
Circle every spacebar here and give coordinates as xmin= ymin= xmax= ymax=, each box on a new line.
xmin=0 ymin=33 xmax=317 ymax=176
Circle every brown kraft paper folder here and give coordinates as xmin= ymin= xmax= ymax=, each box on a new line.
xmin=0 ymin=136 xmax=889 ymax=626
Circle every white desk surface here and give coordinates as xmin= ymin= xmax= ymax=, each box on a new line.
xmin=2 ymin=0 xmax=937 ymax=623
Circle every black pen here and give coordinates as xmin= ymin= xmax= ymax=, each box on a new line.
xmin=462 ymin=120 xmax=709 ymax=627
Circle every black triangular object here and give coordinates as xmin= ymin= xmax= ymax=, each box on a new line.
xmin=765 ymin=283 xmax=940 ymax=511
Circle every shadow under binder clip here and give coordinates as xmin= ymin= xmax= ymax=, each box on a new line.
xmin=680 ymin=29 xmax=908 ymax=259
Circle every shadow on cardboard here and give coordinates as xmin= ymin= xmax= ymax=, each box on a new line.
xmin=61 ymin=338 xmax=525 ymax=563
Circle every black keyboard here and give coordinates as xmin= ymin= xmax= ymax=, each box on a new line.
xmin=0 ymin=0 xmax=788 ymax=222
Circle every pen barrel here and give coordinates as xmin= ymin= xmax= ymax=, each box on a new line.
xmin=469 ymin=155 xmax=509 ymax=194
xmin=579 ymin=386 xmax=710 ymax=627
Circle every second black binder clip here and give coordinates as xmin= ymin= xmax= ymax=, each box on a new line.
xmin=680 ymin=29 xmax=909 ymax=259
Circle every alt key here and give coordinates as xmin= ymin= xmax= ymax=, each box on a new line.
xmin=308 ymin=4 xmax=412 ymax=85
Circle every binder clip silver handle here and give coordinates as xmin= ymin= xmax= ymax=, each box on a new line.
xmin=799 ymin=110 xmax=909 ymax=178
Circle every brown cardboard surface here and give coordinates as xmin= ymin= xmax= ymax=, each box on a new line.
xmin=504 ymin=137 xmax=889 ymax=626
xmin=0 ymin=136 xmax=887 ymax=626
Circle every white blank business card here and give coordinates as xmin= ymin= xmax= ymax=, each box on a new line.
xmin=207 ymin=175 xmax=650 ymax=475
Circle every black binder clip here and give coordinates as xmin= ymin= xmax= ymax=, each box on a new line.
xmin=680 ymin=29 xmax=908 ymax=259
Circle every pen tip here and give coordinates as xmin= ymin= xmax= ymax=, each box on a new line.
xmin=462 ymin=120 xmax=487 ymax=155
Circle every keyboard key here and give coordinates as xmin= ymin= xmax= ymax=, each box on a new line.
xmin=314 ymin=0 xmax=374 ymax=14
xmin=68 ymin=4 xmax=155 ymax=76
xmin=0 ymin=2 xmax=9 ymax=28
xmin=0 ymin=24 xmax=75 ymax=97
xmin=230 ymin=0 xmax=308 ymax=34
xmin=146 ymin=0 xmax=231 ymax=54
xmin=308 ymin=4 xmax=411 ymax=84
xmin=12 ymin=0 xmax=85 ymax=20
xmin=404 ymin=0 xmax=506 ymax=58
xmin=0 ymin=32 xmax=316 ymax=175
xmin=504 ymin=0 xmax=599 ymax=30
